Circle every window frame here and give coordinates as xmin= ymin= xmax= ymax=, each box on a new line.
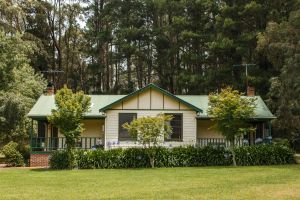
xmin=118 ymin=113 xmax=137 ymax=141
xmin=165 ymin=113 xmax=183 ymax=142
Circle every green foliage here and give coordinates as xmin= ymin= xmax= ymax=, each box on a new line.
xmin=208 ymin=87 xmax=256 ymax=165
xmin=48 ymin=86 xmax=91 ymax=150
xmin=123 ymin=114 xmax=173 ymax=147
xmin=0 ymin=31 xmax=46 ymax=145
xmin=50 ymin=144 xmax=294 ymax=169
xmin=208 ymin=87 xmax=256 ymax=142
xmin=48 ymin=86 xmax=91 ymax=168
xmin=122 ymin=114 xmax=173 ymax=167
xmin=1 ymin=141 xmax=24 ymax=167
xmin=49 ymin=151 xmax=71 ymax=170
xmin=258 ymin=8 xmax=300 ymax=147
xmin=234 ymin=144 xmax=295 ymax=166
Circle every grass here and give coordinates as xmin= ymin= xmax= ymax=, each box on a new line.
xmin=0 ymin=165 xmax=299 ymax=200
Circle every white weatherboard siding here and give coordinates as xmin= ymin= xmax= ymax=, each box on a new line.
xmin=105 ymin=110 xmax=197 ymax=149
xmin=104 ymin=87 xmax=197 ymax=149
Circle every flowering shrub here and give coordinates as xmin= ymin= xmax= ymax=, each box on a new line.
xmin=49 ymin=144 xmax=295 ymax=169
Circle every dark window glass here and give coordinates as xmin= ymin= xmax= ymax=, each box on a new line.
xmin=167 ymin=114 xmax=183 ymax=141
xmin=119 ymin=113 xmax=137 ymax=140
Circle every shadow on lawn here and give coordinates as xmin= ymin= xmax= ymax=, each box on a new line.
xmin=29 ymin=164 xmax=300 ymax=172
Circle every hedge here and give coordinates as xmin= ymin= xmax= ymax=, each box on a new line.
xmin=50 ymin=144 xmax=295 ymax=169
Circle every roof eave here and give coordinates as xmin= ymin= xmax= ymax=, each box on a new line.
xmin=99 ymin=83 xmax=203 ymax=112
xmin=196 ymin=116 xmax=277 ymax=120
xmin=27 ymin=115 xmax=106 ymax=120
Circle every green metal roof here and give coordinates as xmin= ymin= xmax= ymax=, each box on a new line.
xmin=27 ymin=94 xmax=125 ymax=119
xmin=28 ymin=84 xmax=275 ymax=120
xmin=177 ymin=95 xmax=276 ymax=119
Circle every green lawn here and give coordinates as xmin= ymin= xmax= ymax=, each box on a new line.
xmin=0 ymin=165 xmax=299 ymax=200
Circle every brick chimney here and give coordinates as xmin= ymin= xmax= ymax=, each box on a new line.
xmin=45 ymin=83 xmax=54 ymax=95
xmin=247 ymin=86 xmax=255 ymax=96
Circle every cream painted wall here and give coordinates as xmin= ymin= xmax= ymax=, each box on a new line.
xmin=164 ymin=94 xmax=179 ymax=109
xmin=56 ymin=119 xmax=104 ymax=149
xmin=150 ymin=89 xmax=164 ymax=109
xmin=58 ymin=119 xmax=105 ymax=137
xmin=122 ymin=96 xmax=138 ymax=109
xmin=108 ymin=88 xmax=193 ymax=111
xmin=105 ymin=110 xmax=197 ymax=149
xmin=197 ymin=120 xmax=223 ymax=138
xmin=138 ymin=90 xmax=150 ymax=109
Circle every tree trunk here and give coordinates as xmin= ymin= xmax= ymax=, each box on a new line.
xmin=149 ymin=156 xmax=155 ymax=168
xmin=230 ymin=139 xmax=237 ymax=166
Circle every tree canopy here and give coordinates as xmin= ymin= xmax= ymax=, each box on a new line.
xmin=47 ymin=86 xmax=91 ymax=168
xmin=208 ymin=87 xmax=256 ymax=165
xmin=48 ymin=86 xmax=91 ymax=150
xmin=257 ymin=8 xmax=300 ymax=146
xmin=0 ymin=31 xmax=46 ymax=146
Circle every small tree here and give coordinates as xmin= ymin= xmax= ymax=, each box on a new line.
xmin=207 ymin=87 xmax=256 ymax=166
xmin=123 ymin=114 xmax=173 ymax=168
xmin=48 ymin=86 xmax=91 ymax=168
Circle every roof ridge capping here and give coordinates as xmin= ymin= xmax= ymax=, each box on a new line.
xmin=98 ymin=83 xmax=203 ymax=112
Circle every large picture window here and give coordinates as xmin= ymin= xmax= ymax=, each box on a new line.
xmin=119 ymin=113 xmax=137 ymax=140
xmin=166 ymin=114 xmax=183 ymax=141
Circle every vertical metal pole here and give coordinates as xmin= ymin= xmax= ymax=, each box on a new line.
xmin=269 ymin=121 xmax=272 ymax=136
xmin=30 ymin=119 xmax=33 ymax=153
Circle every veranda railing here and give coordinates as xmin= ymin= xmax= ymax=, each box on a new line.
xmin=196 ymin=138 xmax=244 ymax=147
xmin=30 ymin=137 xmax=104 ymax=152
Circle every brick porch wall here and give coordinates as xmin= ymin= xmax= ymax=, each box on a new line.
xmin=30 ymin=153 xmax=50 ymax=167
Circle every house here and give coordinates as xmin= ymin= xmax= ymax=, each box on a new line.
xmin=27 ymin=83 xmax=275 ymax=166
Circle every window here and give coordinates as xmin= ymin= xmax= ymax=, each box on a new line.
xmin=119 ymin=113 xmax=137 ymax=140
xmin=166 ymin=114 xmax=183 ymax=141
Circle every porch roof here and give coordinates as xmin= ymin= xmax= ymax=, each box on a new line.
xmin=27 ymin=94 xmax=125 ymax=120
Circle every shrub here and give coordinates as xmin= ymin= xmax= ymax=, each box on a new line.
xmin=1 ymin=141 xmax=24 ymax=167
xmin=75 ymin=146 xmax=230 ymax=169
xmin=234 ymin=144 xmax=295 ymax=166
xmin=50 ymin=144 xmax=295 ymax=169
xmin=49 ymin=150 xmax=71 ymax=169
xmin=18 ymin=144 xmax=30 ymax=166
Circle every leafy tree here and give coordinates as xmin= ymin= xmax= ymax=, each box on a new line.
xmin=207 ymin=87 xmax=256 ymax=166
xmin=48 ymin=86 xmax=91 ymax=168
xmin=257 ymin=7 xmax=300 ymax=147
xmin=123 ymin=114 xmax=173 ymax=168
xmin=0 ymin=31 xmax=46 ymax=146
